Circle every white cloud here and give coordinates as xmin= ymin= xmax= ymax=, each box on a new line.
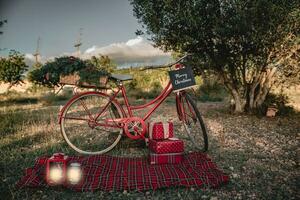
xmin=24 ymin=53 xmax=47 ymax=68
xmin=82 ymin=36 xmax=172 ymax=67
xmin=125 ymin=36 xmax=143 ymax=46
xmin=24 ymin=37 xmax=172 ymax=68
xmin=85 ymin=46 xmax=97 ymax=54
xmin=25 ymin=53 xmax=35 ymax=60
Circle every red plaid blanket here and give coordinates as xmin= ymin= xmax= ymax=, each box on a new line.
xmin=16 ymin=152 xmax=229 ymax=192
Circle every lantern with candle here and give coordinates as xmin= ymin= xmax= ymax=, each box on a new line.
xmin=66 ymin=162 xmax=83 ymax=185
xmin=46 ymin=153 xmax=68 ymax=186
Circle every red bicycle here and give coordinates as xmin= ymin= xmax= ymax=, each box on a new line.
xmin=58 ymin=55 xmax=208 ymax=154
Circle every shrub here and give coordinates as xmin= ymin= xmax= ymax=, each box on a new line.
xmin=197 ymin=80 xmax=227 ymax=102
xmin=28 ymin=56 xmax=109 ymax=87
xmin=0 ymin=51 xmax=28 ymax=89
xmin=127 ymin=81 xmax=163 ymax=99
xmin=145 ymin=81 xmax=163 ymax=99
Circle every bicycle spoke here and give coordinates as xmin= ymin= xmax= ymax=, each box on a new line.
xmin=78 ymin=98 xmax=94 ymax=120
xmin=62 ymin=116 xmax=89 ymax=121
xmin=180 ymin=93 xmax=208 ymax=152
xmin=61 ymin=92 xmax=123 ymax=154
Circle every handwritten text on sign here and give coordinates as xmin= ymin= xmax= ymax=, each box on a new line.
xmin=168 ymin=66 xmax=196 ymax=92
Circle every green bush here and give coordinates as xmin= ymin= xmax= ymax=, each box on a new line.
xmin=127 ymin=88 xmax=145 ymax=99
xmin=197 ymin=80 xmax=227 ymax=102
xmin=0 ymin=51 xmax=28 ymax=88
xmin=127 ymin=81 xmax=163 ymax=99
xmin=145 ymin=81 xmax=163 ymax=99
xmin=28 ymin=56 xmax=109 ymax=87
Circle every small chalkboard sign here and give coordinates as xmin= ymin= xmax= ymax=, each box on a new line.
xmin=168 ymin=66 xmax=196 ymax=92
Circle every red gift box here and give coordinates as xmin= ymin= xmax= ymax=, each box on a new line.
xmin=148 ymin=121 xmax=174 ymax=140
xmin=149 ymin=138 xmax=184 ymax=154
xmin=149 ymin=152 xmax=183 ymax=164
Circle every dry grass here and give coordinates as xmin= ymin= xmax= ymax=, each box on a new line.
xmin=0 ymin=91 xmax=299 ymax=199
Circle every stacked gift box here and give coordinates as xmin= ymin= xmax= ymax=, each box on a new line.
xmin=148 ymin=121 xmax=184 ymax=164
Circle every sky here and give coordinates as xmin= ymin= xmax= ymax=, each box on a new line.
xmin=0 ymin=0 xmax=171 ymax=67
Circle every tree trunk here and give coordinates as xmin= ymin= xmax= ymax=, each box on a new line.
xmin=225 ymin=81 xmax=245 ymax=113
xmin=231 ymin=89 xmax=245 ymax=113
xmin=246 ymin=67 xmax=277 ymax=112
xmin=254 ymin=68 xmax=277 ymax=107
xmin=248 ymin=75 xmax=261 ymax=110
xmin=221 ymin=74 xmax=245 ymax=113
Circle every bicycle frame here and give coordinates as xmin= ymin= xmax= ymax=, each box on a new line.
xmin=58 ymin=78 xmax=194 ymax=130
xmin=94 ymin=81 xmax=174 ymax=122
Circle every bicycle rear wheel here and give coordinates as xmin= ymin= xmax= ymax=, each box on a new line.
xmin=179 ymin=92 xmax=208 ymax=152
xmin=60 ymin=92 xmax=124 ymax=154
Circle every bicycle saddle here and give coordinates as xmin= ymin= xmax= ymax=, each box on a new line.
xmin=110 ymin=74 xmax=133 ymax=81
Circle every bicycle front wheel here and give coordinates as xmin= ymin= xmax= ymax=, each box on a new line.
xmin=179 ymin=92 xmax=208 ymax=152
xmin=60 ymin=92 xmax=124 ymax=154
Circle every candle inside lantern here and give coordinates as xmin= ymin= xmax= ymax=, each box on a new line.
xmin=67 ymin=162 xmax=82 ymax=185
xmin=49 ymin=162 xmax=64 ymax=184
xmin=46 ymin=153 xmax=68 ymax=186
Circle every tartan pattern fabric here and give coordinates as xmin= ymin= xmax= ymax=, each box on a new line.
xmin=149 ymin=138 xmax=184 ymax=154
xmin=148 ymin=122 xmax=174 ymax=140
xmin=16 ymin=152 xmax=229 ymax=192
xmin=149 ymin=152 xmax=183 ymax=164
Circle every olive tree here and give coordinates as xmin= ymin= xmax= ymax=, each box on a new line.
xmin=130 ymin=0 xmax=299 ymax=113
xmin=0 ymin=50 xmax=28 ymax=90
xmin=87 ymin=55 xmax=116 ymax=73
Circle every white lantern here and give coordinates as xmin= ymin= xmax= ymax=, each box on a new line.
xmin=67 ymin=162 xmax=82 ymax=185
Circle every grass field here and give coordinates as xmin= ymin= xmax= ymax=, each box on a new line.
xmin=0 ymin=90 xmax=299 ymax=199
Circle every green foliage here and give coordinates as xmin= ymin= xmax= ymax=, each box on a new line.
xmin=117 ymin=67 xmax=168 ymax=99
xmin=87 ymin=55 xmax=116 ymax=73
xmin=131 ymin=0 xmax=299 ymax=112
xmin=33 ymin=62 xmax=42 ymax=69
xmin=131 ymin=0 xmax=296 ymax=67
xmin=28 ymin=56 xmax=109 ymax=87
xmin=273 ymin=16 xmax=300 ymax=88
xmin=197 ymin=81 xmax=227 ymax=102
xmin=77 ymin=67 xmax=109 ymax=86
xmin=148 ymin=81 xmax=163 ymax=98
xmin=28 ymin=56 xmax=87 ymax=87
xmin=127 ymin=78 xmax=138 ymax=90
xmin=0 ymin=50 xmax=28 ymax=87
xmin=127 ymin=83 xmax=163 ymax=99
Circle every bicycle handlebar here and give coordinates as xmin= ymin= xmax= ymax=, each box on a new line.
xmin=140 ymin=53 xmax=192 ymax=71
